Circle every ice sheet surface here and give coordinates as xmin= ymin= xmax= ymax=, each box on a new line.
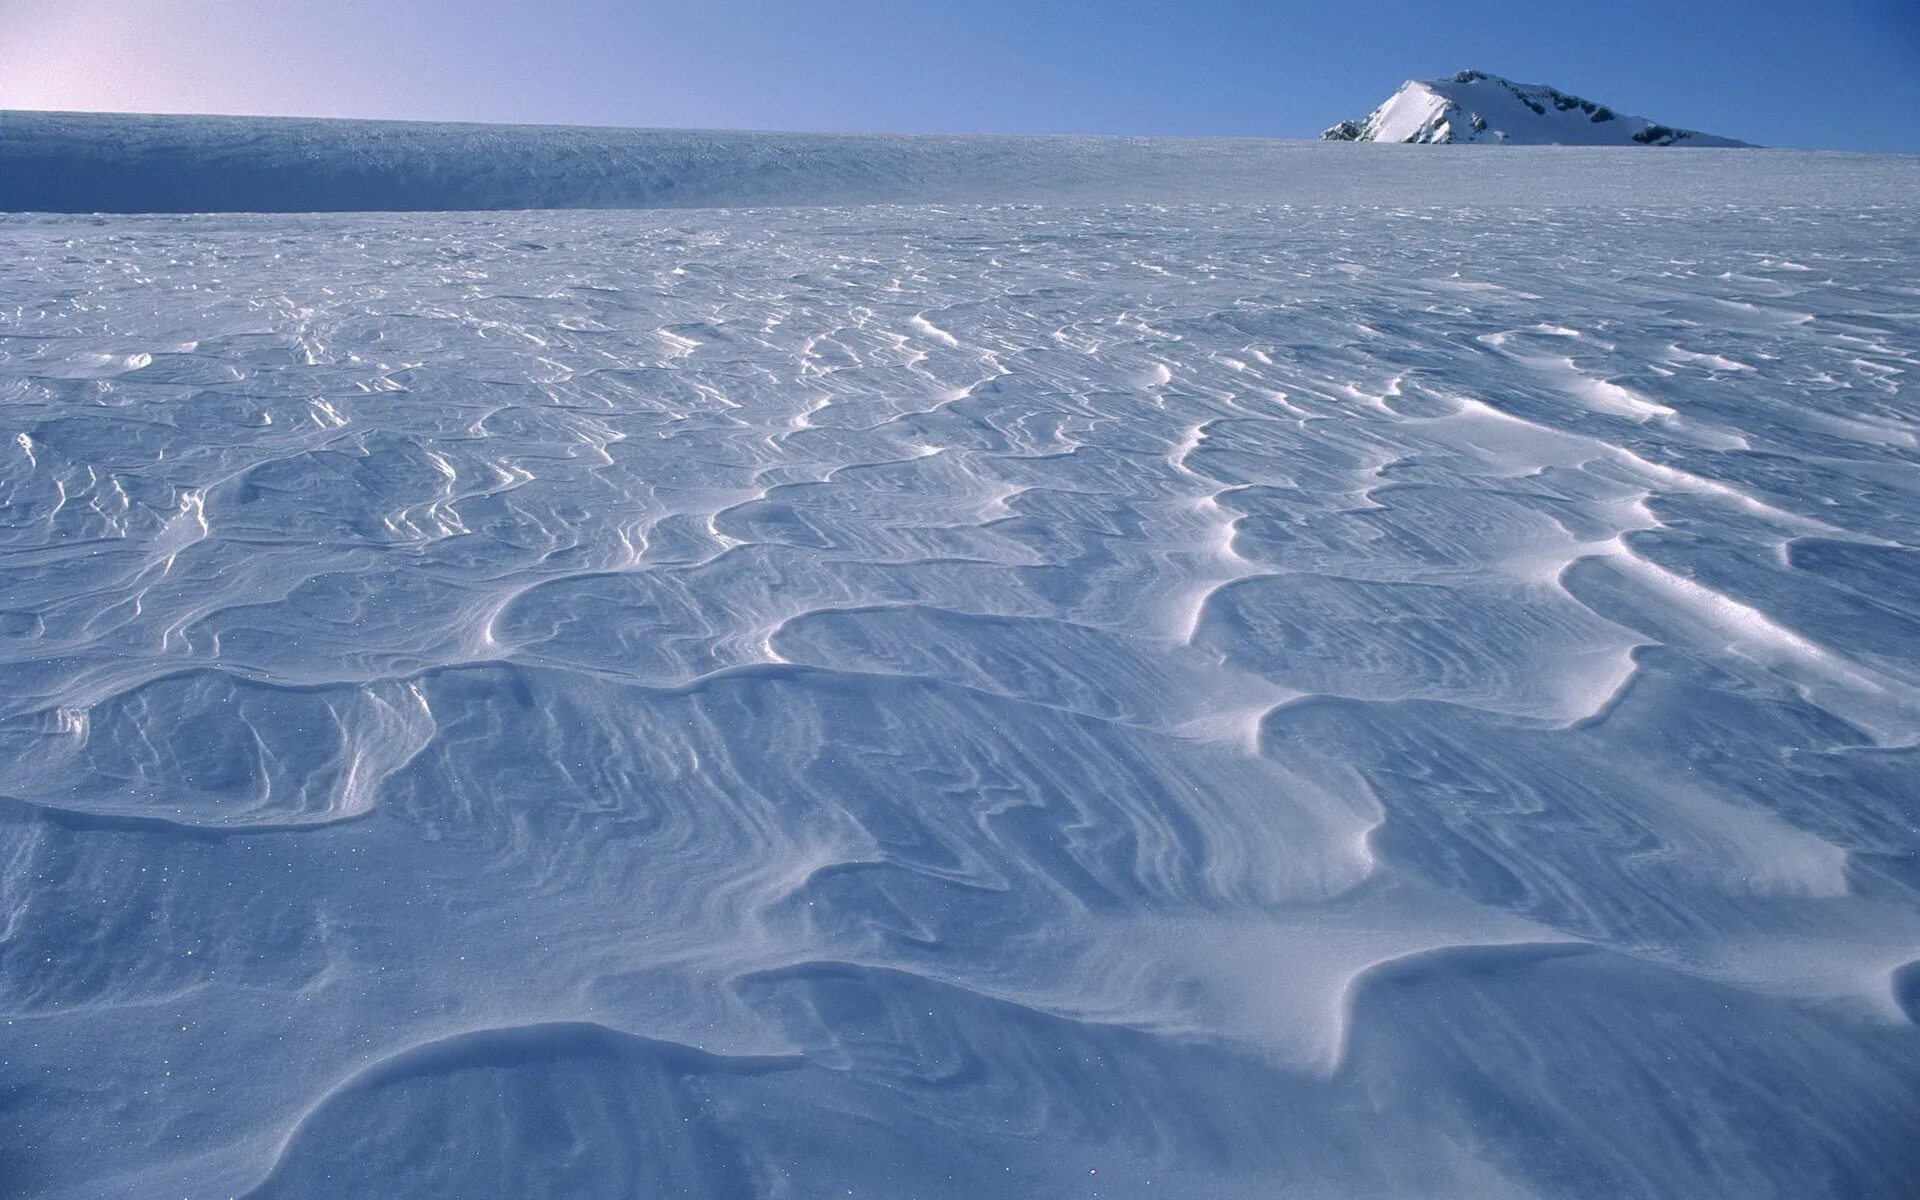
xmin=2 ymin=192 xmax=1918 ymax=1198
xmin=3 ymin=109 xmax=1916 ymax=212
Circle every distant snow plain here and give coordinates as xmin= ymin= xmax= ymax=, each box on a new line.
xmin=2 ymin=113 xmax=1918 ymax=1198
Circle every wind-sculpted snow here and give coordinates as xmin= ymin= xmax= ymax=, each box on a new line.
xmin=2 ymin=198 xmax=1919 ymax=1198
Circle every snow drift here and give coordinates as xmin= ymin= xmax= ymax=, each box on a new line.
xmin=3 ymin=119 xmax=1919 ymax=1200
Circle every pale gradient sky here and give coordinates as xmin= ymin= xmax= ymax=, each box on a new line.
xmin=2 ymin=0 xmax=1916 ymax=152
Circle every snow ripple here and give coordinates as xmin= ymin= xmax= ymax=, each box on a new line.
xmin=2 ymin=203 xmax=1918 ymax=1198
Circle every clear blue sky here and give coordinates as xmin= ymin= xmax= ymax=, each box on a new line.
xmin=3 ymin=0 xmax=1916 ymax=152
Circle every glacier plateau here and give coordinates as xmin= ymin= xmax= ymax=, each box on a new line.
xmin=1 ymin=131 xmax=1918 ymax=1200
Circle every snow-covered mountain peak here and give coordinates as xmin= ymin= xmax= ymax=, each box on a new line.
xmin=1323 ymin=70 xmax=1755 ymax=147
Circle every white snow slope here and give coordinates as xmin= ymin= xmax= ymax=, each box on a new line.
xmin=2 ymin=119 xmax=1920 ymax=1200
xmin=1323 ymin=70 xmax=1755 ymax=146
